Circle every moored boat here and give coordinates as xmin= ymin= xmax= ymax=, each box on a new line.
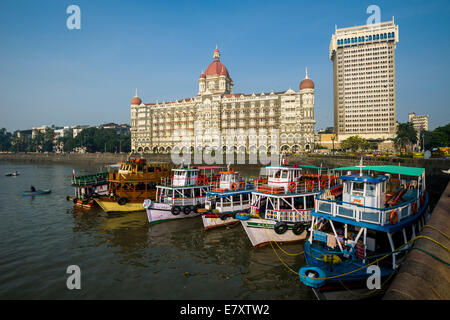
xmin=144 ymin=165 xmax=221 ymax=225
xmin=22 ymin=189 xmax=51 ymax=196
xmin=299 ymin=164 xmax=430 ymax=294
xmin=67 ymin=170 xmax=109 ymax=209
xmin=6 ymin=171 xmax=20 ymax=177
xmin=202 ymin=166 xmax=255 ymax=230
xmin=95 ymin=158 xmax=171 ymax=213
xmin=240 ymin=163 xmax=338 ymax=247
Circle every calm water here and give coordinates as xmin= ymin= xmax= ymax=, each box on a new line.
xmin=0 ymin=161 xmax=313 ymax=299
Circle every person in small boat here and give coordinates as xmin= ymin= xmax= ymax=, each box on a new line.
xmin=30 ymin=186 xmax=36 ymax=192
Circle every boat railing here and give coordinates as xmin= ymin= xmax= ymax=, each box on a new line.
xmin=265 ymin=208 xmax=311 ymax=223
xmin=71 ymin=172 xmax=109 ymax=186
xmin=253 ymin=179 xmax=333 ymax=195
xmin=315 ymin=187 xmax=427 ymax=227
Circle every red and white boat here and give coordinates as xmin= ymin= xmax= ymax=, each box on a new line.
xmin=240 ymin=163 xmax=338 ymax=247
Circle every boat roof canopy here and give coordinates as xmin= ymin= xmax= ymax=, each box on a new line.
xmin=196 ymin=166 xmax=224 ymax=170
xmin=332 ymin=165 xmax=425 ymax=177
xmin=295 ymin=164 xmax=328 ymax=170
xmin=340 ymin=175 xmax=389 ymax=183
xmin=266 ymin=166 xmax=302 ymax=171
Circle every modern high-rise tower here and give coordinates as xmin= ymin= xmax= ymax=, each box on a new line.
xmin=330 ymin=18 xmax=399 ymax=142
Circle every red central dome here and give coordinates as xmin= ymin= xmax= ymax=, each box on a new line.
xmin=203 ymin=47 xmax=231 ymax=79
xmin=205 ymin=60 xmax=230 ymax=78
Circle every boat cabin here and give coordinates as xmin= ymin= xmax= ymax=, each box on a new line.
xmin=265 ymin=166 xmax=302 ymax=192
xmin=217 ymin=169 xmax=241 ymax=190
xmin=341 ymin=175 xmax=388 ymax=209
xmin=172 ymin=168 xmax=200 ymax=187
xmin=117 ymin=158 xmax=169 ymax=175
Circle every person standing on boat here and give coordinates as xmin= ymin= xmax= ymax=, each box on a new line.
xmin=30 ymin=186 xmax=36 ymax=192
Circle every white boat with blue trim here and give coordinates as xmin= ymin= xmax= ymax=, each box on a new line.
xmin=202 ymin=167 xmax=256 ymax=230
xmin=143 ymin=165 xmax=221 ymax=225
xmin=299 ymin=164 xmax=430 ymax=293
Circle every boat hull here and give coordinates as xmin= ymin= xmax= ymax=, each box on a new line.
xmin=241 ymin=218 xmax=307 ymax=247
xmin=94 ymin=198 xmax=145 ymax=213
xmin=22 ymin=190 xmax=51 ymax=196
xmin=201 ymin=214 xmax=239 ymax=230
xmin=146 ymin=202 xmax=202 ymax=225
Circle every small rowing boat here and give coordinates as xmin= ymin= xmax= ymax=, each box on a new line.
xmin=5 ymin=171 xmax=20 ymax=176
xmin=22 ymin=190 xmax=51 ymax=196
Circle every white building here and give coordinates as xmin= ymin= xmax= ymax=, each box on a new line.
xmin=130 ymin=47 xmax=316 ymax=154
xmin=330 ymin=19 xmax=399 ymax=142
xmin=408 ymin=112 xmax=429 ymax=133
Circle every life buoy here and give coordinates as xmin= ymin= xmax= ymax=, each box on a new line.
xmin=390 ymin=210 xmax=398 ymax=225
xmin=288 ymin=182 xmax=296 ymax=192
xmin=238 ymin=182 xmax=245 ymax=190
xmin=196 ymin=177 xmax=202 ymax=185
xmin=320 ymin=179 xmax=327 ymax=189
xmin=412 ymin=202 xmax=417 ymax=214
xmin=329 ymin=177 xmax=336 ymax=186
xmin=307 ymin=180 xmax=314 ymax=191
xmin=203 ymin=177 xmax=209 ymax=185
xmin=230 ymin=182 xmax=237 ymax=191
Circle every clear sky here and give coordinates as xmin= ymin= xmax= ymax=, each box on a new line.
xmin=0 ymin=0 xmax=449 ymax=132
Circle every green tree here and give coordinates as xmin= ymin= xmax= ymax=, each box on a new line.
xmin=393 ymin=122 xmax=417 ymax=150
xmin=423 ymin=123 xmax=450 ymax=150
xmin=0 ymin=128 xmax=12 ymax=152
xmin=341 ymin=136 xmax=364 ymax=152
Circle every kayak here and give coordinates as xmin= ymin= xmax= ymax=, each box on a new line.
xmin=22 ymin=190 xmax=51 ymax=196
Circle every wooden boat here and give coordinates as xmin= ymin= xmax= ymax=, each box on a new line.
xmin=299 ymin=164 xmax=430 ymax=294
xmin=6 ymin=171 xmax=20 ymax=176
xmin=95 ymin=158 xmax=171 ymax=213
xmin=144 ymin=165 xmax=222 ymax=225
xmin=202 ymin=166 xmax=256 ymax=230
xmin=67 ymin=171 xmax=109 ymax=209
xmin=22 ymin=189 xmax=51 ymax=196
xmin=240 ymin=162 xmax=338 ymax=247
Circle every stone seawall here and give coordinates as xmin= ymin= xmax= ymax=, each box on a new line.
xmin=0 ymin=152 xmax=172 ymax=166
xmin=383 ymin=181 xmax=450 ymax=300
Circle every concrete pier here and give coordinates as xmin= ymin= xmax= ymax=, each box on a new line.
xmin=383 ymin=181 xmax=450 ymax=300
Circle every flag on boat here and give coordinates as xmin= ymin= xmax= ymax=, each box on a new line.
xmin=72 ymin=169 xmax=75 ymax=178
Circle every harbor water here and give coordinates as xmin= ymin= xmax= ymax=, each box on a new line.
xmin=0 ymin=161 xmax=313 ymax=299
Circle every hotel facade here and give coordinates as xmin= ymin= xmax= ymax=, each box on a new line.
xmin=130 ymin=48 xmax=316 ymax=154
xmin=330 ymin=19 xmax=399 ymax=142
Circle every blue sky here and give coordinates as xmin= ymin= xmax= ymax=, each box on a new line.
xmin=0 ymin=0 xmax=449 ymax=132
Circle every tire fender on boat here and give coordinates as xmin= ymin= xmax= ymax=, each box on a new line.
xmin=171 ymin=206 xmax=181 ymax=215
xmin=274 ymin=222 xmax=288 ymax=235
xmin=292 ymin=222 xmax=305 ymax=235
xmin=117 ymin=197 xmax=128 ymax=205
xmin=183 ymin=206 xmax=192 ymax=215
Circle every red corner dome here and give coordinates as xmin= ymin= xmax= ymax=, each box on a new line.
xmin=199 ymin=73 xmax=206 ymax=79
xmin=300 ymin=78 xmax=314 ymax=90
xmin=300 ymin=68 xmax=314 ymax=90
xmin=131 ymin=96 xmax=142 ymax=105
